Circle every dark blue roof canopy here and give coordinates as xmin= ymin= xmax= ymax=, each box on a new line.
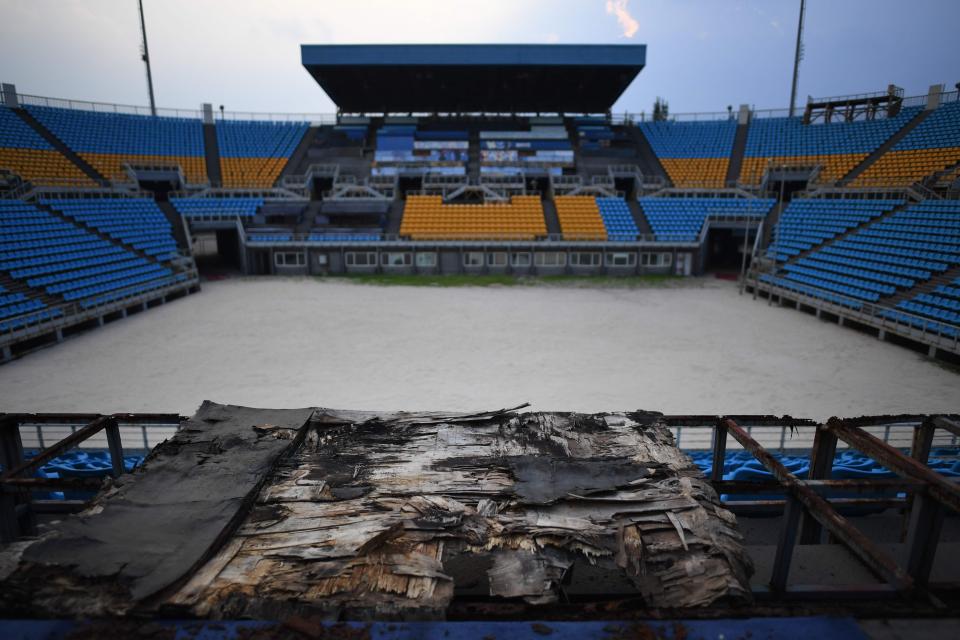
xmin=301 ymin=44 xmax=646 ymax=113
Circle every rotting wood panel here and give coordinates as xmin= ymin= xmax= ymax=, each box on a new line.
xmin=168 ymin=407 xmax=753 ymax=619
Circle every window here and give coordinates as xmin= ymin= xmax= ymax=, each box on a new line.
xmin=381 ymin=252 xmax=412 ymax=267
xmin=570 ymin=252 xmax=602 ymax=267
xmin=274 ymin=251 xmax=305 ymax=267
xmin=661 ymin=253 xmax=673 ymax=266
xmin=605 ymin=252 xmax=636 ymax=267
xmin=487 ymin=252 xmax=508 ymax=267
xmin=316 ymin=254 xmax=328 ymax=266
xmin=463 ymin=252 xmax=484 ymax=267
xmin=345 ymin=251 xmax=377 ymax=266
xmin=511 ymin=252 xmax=531 ymax=267
xmin=415 ymin=252 xmax=437 ymax=268
xmin=534 ymin=252 xmax=567 ymax=267
xmin=641 ymin=253 xmax=660 ymax=267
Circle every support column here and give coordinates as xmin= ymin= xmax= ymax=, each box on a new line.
xmin=97 ymin=316 xmax=105 ymax=327
xmin=878 ymin=329 xmax=886 ymax=341
xmin=55 ymin=329 xmax=63 ymax=343
xmin=1 ymin=345 xmax=11 ymax=362
xmin=928 ymin=345 xmax=937 ymax=358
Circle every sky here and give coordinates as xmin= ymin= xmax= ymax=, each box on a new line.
xmin=0 ymin=0 xmax=958 ymax=116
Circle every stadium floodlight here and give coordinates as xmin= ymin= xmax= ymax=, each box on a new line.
xmin=789 ymin=0 xmax=806 ymax=118
xmin=138 ymin=0 xmax=157 ymax=117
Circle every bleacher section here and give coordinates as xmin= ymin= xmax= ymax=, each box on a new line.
xmin=766 ymin=200 xmax=960 ymax=306
xmin=889 ymin=277 xmax=960 ymax=337
xmin=638 ymin=197 xmax=775 ymax=242
xmin=372 ymin=125 xmax=468 ymax=176
xmin=637 ymin=119 xmax=736 ymax=188
xmin=742 ymin=108 xmax=922 ymax=185
xmin=0 ymin=106 xmax=93 ymax=185
xmin=400 ymin=195 xmax=546 ymax=240
xmin=765 ymin=199 xmax=904 ymax=262
xmin=596 ymin=197 xmax=640 ymax=241
xmin=42 ymin=198 xmax=179 ymax=261
xmin=854 ymin=102 xmax=960 ymax=186
xmin=217 ymin=120 xmax=308 ymax=188
xmin=554 ymin=196 xmax=607 ymax=240
xmin=480 ymin=126 xmax=573 ymax=176
xmin=170 ymin=197 xmax=263 ymax=220
xmin=26 ymin=106 xmax=207 ymax=184
xmin=0 ymin=200 xmax=181 ymax=319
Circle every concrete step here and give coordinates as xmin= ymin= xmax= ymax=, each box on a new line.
xmin=839 ymin=109 xmax=931 ymax=184
xmin=627 ymin=199 xmax=652 ymax=235
xmin=202 ymin=123 xmax=222 ymax=187
xmin=541 ymin=197 xmax=562 ymax=236
xmin=726 ymin=121 xmax=749 ymax=185
xmin=13 ymin=108 xmax=109 ymax=186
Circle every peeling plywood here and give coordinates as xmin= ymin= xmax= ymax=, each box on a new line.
xmin=1 ymin=404 xmax=752 ymax=619
xmin=171 ymin=407 xmax=752 ymax=619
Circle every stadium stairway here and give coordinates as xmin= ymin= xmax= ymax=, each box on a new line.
xmin=11 ymin=108 xmax=108 ymax=186
xmin=37 ymin=202 xmax=169 ymax=267
xmin=772 ymin=198 xmax=913 ymax=265
xmin=882 ymin=263 xmax=960 ymax=307
xmin=725 ymin=120 xmax=749 ymax=185
xmin=627 ymin=126 xmax=672 ymax=186
xmin=202 ymin=123 xmax=222 ymax=187
xmin=468 ymin=128 xmax=480 ymax=181
xmin=839 ymin=109 xmax=931 ymax=185
xmin=760 ymin=200 xmax=789 ymax=248
xmin=385 ymin=199 xmax=405 ymax=235
xmin=541 ymin=197 xmax=562 ymax=236
xmin=155 ymin=200 xmax=191 ymax=250
xmin=0 ymin=270 xmax=63 ymax=309
xmin=279 ymin=126 xmax=320 ymax=182
xmin=626 ymin=199 xmax=653 ymax=235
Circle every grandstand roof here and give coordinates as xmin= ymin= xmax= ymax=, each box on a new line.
xmin=300 ymin=44 xmax=646 ymax=113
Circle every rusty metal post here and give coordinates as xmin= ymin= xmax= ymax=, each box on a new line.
xmin=901 ymin=418 xmax=937 ymax=541
xmin=105 ymin=418 xmax=124 ymax=478
xmin=826 ymin=418 xmax=960 ymax=514
xmin=904 ymin=489 xmax=944 ymax=587
xmin=770 ymin=494 xmax=804 ymax=592
xmin=800 ymin=424 xmax=837 ymax=544
xmin=722 ymin=418 xmax=915 ymax=595
xmin=710 ymin=419 xmax=728 ymax=484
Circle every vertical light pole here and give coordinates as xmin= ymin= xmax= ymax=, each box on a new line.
xmin=789 ymin=0 xmax=806 ymax=118
xmin=138 ymin=0 xmax=157 ymax=116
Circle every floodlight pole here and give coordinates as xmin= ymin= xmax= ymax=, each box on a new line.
xmin=138 ymin=0 xmax=157 ymax=117
xmin=788 ymin=0 xmax=806 ymax=118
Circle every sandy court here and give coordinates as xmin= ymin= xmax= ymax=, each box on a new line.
xmin=0 ymin=276 xmax=958 ymax=419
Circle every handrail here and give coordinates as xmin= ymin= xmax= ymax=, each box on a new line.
xmin=0 ymin=267 xmax=200 ymax=343
xmin=751 ymin=274 xmax=960 ymax=349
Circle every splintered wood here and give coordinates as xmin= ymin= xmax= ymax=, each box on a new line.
xmin=171 ymin=408 xmax=752 ymax=618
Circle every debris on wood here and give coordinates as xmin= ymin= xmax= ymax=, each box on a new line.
xmin=0 ymin=403 xmax=753 ymax=619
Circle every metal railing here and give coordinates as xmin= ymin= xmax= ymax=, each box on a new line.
xmin=0 ymin=268 xmax=200 ymax=345
xmin=749 ymin=273 xmax=960 ymax=352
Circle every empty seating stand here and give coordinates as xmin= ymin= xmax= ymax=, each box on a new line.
xmin=217 ymin=120 xmax=308 ymax=188
xmin=596 ymin=197 xmax=640 ymax=241
xmin=765 ymin=198 xmax=904 ymax=261
xmin=742 ymin=108 xmax=921 ymax=185
xmin=27 ymin=106 xmax=207 ymax=184
xmin=170 ymin=197 xmax=263 ymax=221
xmin=400 ymin=195 xmax=546 ymax=240
xmin=0 ymin=106 xmax=93 ymax=186
xmin=0 ymin=200 xmax=181 ymax=324
xmin=637 ymin=119 xmax=736 ymax=188
xmin=774 ymin=200 xmax=960 ymax=307
xmin=554 ymin=196 xmax=607 ymax=240
xmin=638 ymin=197 xmax=774 ymax=243
xmin=42 ymin=198 xmax=179 ymax=261
xmin=855 ymin=101 xmax=960 ymax=186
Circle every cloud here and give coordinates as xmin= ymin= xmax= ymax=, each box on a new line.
xmin=605 ymin=0 xmax=639 ymax=38
xmin=545 ymin=32 xmax=560 ymax=44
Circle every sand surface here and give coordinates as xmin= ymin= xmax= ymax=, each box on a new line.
xmin=1 ymin=277 xmax=957 ymax=419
